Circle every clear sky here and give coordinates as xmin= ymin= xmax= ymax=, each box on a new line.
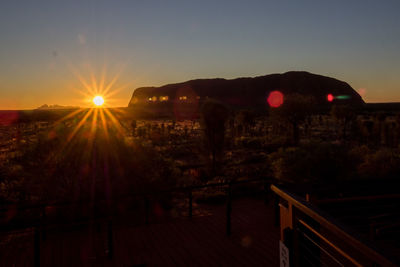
xmin=1 ymin=0 xmax=399 ymax=109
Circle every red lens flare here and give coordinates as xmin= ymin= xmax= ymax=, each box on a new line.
xmin=327 ymin=94 xmax=334 ymax=102
xmin=0 ymin=111 xmax=19 ymax=126
xmin=267 ymin=91 xmax=284 ymax=108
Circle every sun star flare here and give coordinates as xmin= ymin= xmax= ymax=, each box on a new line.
xmin=93 ymin=96 xmax=105 ymax=107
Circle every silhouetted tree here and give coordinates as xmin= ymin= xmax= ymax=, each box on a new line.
xmin=376 ymin=112 xmax=387 ymax=146
xmin=331 ymin=104 xmax=356 ymax=142
xmin=200 ymin=99 xmax=230 ymax=174
xmin=237 ymin=110 xmax=256 ymax=135
xmin=271 ymin=94 xmax=316 ymax=145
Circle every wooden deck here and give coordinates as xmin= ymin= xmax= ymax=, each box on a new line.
xmin=1 ymin=197 xmax=279 ymax=267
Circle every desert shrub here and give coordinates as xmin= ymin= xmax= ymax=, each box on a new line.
xmin=236 ymin=136 xmax=265 ymax=149
xmin=263 ymin=135 xmax=292 ymax=152
xmin=236 ymin=110 xmax=257 ymax=134
xmin=330 ymin=104 xmax=357 ymax=141
xmin=0 ymin=165 xmax=26 ymax=203
xmin=356 ymin=148 xmax=400 ymax=179
xmin=6 ymin=121 xmax=180 ymax=204
xmin=268 ymin=142 xmax=353 ymax=184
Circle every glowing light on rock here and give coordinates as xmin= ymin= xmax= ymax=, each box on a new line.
xmin=267 ymin=91 xmax=284 ymax=108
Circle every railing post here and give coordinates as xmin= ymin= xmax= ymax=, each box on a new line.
xmin=283 ymin=227 xmax=294 ymax=267
xmin=107 ymin=220 xmax=113 ymax=259
xmin=264 ymin=179 xmax=270 ymax=205
xmin=274 ymin=194 xmax=280 ymax=227
xmin=188 ymin=190 xmax=193 ymax=218
xmin=34 ymin=227 xmax=40 ymax=267
xmin=226 ymin=182 xmax=232 ymax=236
xmin=145 ymin=197 xmax=150 ymax=225
xmin=292 ymin=209 xmax=300 ymax=267
xmin=41 ymin=206 xmax=46 ymax=240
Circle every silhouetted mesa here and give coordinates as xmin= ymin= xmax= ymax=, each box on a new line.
xmin=128 ymin=71 xmax=364 ymax=117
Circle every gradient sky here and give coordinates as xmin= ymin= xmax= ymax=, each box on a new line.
xmin=1 ymin=0 xmax=399 ymax=109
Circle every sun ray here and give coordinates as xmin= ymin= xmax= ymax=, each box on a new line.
xmin=103 ymin=108 xmax=126 ymax=136
xmin=101 ymin=63 xmax=127 ymax=97
xmin=99 ymin=64 xmax=107 ymax=94
xmin=66 ymin=62 xmax=99 ymax=98
xmin=91 ymin=108 xmax=98 ymax=135
xmin=102 ymin=73 xmax=120 ymax=97
xmin=67 ymin=108 xmax=94 ymax=142
xmin=90 ymin=70 xmax=99 ymax=95
xmin=53 ymin=108 xmax=86 ymax=125
xmin=43 ymin=108 xmax=92 ymax=165
xmin=70 ymin=69 xmax=96 ymax=97
xmin=99 ymin=108 xmax=110 ymax=141
xmin=103 ymin=83 xmax=130 ymax=99
xmin=83 ymin=108 xmax=98 ymax=153
xmin=109 ymin=107 xmax=126 ymax=115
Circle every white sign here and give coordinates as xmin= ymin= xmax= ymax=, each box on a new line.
xmin=280 ymin=240 xmax=290 ymax=267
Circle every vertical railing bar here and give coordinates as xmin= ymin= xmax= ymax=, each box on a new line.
xmin=226 ymin=182 xmax=232 ymax=236
xmin=34 ymin=227 xmax=40 ymax=267
xmin=107 ymin=220 xmax=113 ymax=259
xmin=274 ymin=194 xmax=280 ymax=227
xmin=41 ymin=206 xmax=46 ymax=241
xmin=189 ymin=190 xmax=193 ymax=218
xmin=145 ymin=197 xmax=150 ymax=225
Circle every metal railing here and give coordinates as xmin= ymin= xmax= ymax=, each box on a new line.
xmin=271 ymin=184 xmax=397 ymax=267
xmin=0 ymin=178 xmax=270 ymax=266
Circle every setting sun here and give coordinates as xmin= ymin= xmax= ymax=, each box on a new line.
xmin=93 ymin=96 xmax=105 ymax=107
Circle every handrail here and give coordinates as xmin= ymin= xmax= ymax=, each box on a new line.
xmin=297 ymin=219 xmax=362 ymax=267
xmin=315 ymin=194 xmax=400 ymax=205
xmin=0 ymin=178 xmax=267 ymax=213
xmin=0 ymin=177 xmax=268 ymax=212
xmin=0 ymin=177 xmax=269 ymax=232
xmin=271 ymin=184 xmax=397 ymax=267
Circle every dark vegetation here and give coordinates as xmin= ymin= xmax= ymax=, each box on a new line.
xmin=2 ymin=98 xmax=400 ymax=207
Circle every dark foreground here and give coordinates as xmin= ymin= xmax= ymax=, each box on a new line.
xmin=1 ymin=197 xmax=279 ymax=267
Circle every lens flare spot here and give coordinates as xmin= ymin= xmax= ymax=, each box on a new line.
xmin=267 ymin=91 xmax=284 ymax=108
xmin=358 ymin=88 xmax=366 ymax=97
xmin=0 ymin=111 xmax=18 ymax=126
xmin=336 ymin=95 xmax=351 ymax=100
xmin=241 ymin=235 xmax=253 ymax=248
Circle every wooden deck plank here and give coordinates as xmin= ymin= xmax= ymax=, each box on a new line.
xmin=1 ymin=197 xmax=279 ymax=267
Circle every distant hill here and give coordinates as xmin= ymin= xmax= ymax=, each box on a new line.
xmin=364 ymin=103 xmax=400 ymax=113
xmin=128 ymin=71 xmax=364 ymax=117
xmin=37 ymin=104 xmax=79 ymax=110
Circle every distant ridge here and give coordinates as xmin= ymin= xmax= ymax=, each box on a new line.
xmin=36 ymin=104 xmax=79 ymax=110
xmin=128 ymin=71 xmax=364 ymax=116
xmin=364 ymin=102 xmax=400 ymax=112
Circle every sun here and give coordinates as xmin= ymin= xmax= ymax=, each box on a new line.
xmin=93 ymin=95 xmax=105 ymax=107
